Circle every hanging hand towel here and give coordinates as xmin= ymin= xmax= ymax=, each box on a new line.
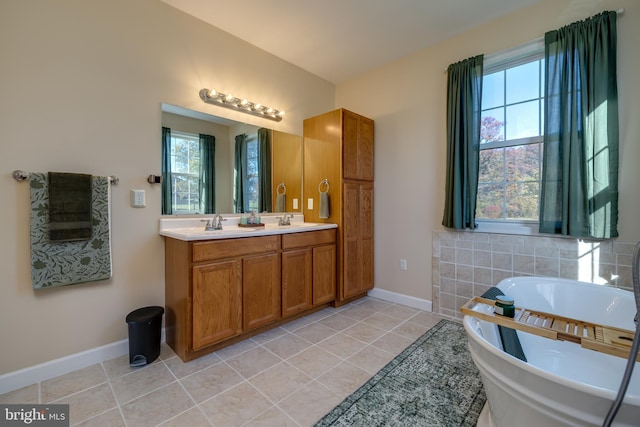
xmin=275 ymin=183 xmax=286 ymax=212
xmin=30 ymin=173 xmax=112 ymax=289
xmin=48 ymin=172 xmax=93 ymax=242
xmin=319 ymin=180 xmax=330 ymax=219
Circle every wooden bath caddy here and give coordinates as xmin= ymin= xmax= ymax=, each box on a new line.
xmin=461 ymin=297 xmax=640 ymax=361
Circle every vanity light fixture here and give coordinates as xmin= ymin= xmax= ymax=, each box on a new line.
xmin=199 ymin=88 xmax=284 ymax=122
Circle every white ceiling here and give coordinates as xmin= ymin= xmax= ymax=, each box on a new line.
xmin=161 ymin=0 xmax=543 ymax=84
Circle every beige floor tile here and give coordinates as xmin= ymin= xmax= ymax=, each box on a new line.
xmin=409 ymin=311 xmax=446 ymax=328
xmin=338 ymin=304 xmax=378 ymax=321
xmin=384 ymin=304 xmax=419 ymax=320
xmin=317 ymin=332 xmax=367 ymax=359
xmin=213 ymin=337 xmax=258 ymax=360
xmin=250 ymin=406 xmax=299 ymax=426
xmin=75 ymin=407 xmax=125 ymax=427
xmin=164 ymin=352 xmax=221 ymax=379
xmin=279 ymin=315 xmax=317 ymax=332
xmin=317 ymin=361 xmax=371 ymax=397
xmin=102 ymin=354 xmax=141 ymax=380
xmin=41 ymin=364 xmax=107 ymax=403
xmin=261 ymin=333 xmax=312 ymax=359
xmin=52 ymin=383 xmax=117 ymax=425
xmin=318 ymin=313 xmax=360 ymax=331
xmin=371 ymin=331 xmax=414 ymax=354
xmin=356 ymin=298 xmax=395 ymax=311
xmin=392 ymin=320 xmax=430 ymax=340
xmin=225 ymin=346 xmax=282 ymax=379
xmin=199 ymin=382 xmax=272 ymax=426
xmin=278 ymin=381 xmax=342 ymax=426
xmin=250 ymin=326 xmax=289 ymax=345
xmin=249 ymin=361 xmax=312 ymax=402
xmin=159 ymin=343 xmax=177 ymax=360
xmin=158 ymin=407 xmax=210 ymax=427
xmin=110 ymin=363 xmax=175 ymax=404
xmin=287 ymin=346 xmax=342 ymax=378
xmin=347 ymin=345 xmax=395 ymax=375
xmin=342 ymin=322 xmax=387 ymax=344
xmin=121 ymin=382 xmax=193 ymax=427
xmin=291 ymin=322 xmax=337 ymax=343
xmin=363 ymin=312 xmax=406 ymax=331
xmin=0 ymin=384 xmax=39 ymax=404
xmin=180 ymin=363 xmax=243 ymax=403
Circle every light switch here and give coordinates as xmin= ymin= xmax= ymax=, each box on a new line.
xmin=307 ymin=198 xmax=313 ymax=210
xmin=130 ymin=189 xmax=145 ymax=208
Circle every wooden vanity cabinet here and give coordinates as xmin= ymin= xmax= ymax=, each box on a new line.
xmin=164 ymin=229 xmax=336 ymax=362
xmin=303 ymin=108 xmax=374 ymax=305
xmin=281 ymin=229 xmax=336 ymax=318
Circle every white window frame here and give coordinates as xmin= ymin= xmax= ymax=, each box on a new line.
xmin=475 ymin=38 xmax=545 ymax=235
xmin=169 ymin=130 xmax=201 ymax=214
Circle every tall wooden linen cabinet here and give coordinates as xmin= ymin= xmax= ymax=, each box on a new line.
xmin=303 ymin=108 xmax=374 ymax=305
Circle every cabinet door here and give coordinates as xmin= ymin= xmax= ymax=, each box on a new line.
xmin=282 ymin=248 xmax=313 ymax=317
xmin=342 ymin=182 xmax=374 ymax=299
xmin=313 ymin=244 xmax=336 ymax=305
xmin=343 ymin=110 xmax=374 ymax=181
xmin=192 ymin=260 xmax=242 ymax=350
xmin=243 ymin=253 xmax=281 ymax=331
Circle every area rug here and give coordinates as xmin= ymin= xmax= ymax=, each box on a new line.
xmin=315 ymin=319 xmax=486 ymax=427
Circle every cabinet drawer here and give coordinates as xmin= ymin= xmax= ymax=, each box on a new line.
xmin=282 ymin=229 xmax=336 ymax=250
xmin=193 ymin=236 xmax=279 ymax=263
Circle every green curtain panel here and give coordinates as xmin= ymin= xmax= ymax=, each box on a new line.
xmin=442 ymin=55 xmax=484 ymax=229
xmin=161 ymin=127 xmax=173 ymax=215
xmin=540 ymin=11 xmax=619 ymax=239
xmin=199 ymin=133 xmax=216 ymax=214
xmin=257 ymin=128 xmax=272 ymax=213
xmin=234 ymin=134 xmax=247 ymax=213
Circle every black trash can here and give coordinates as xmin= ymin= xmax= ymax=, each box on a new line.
xmin=126 ymin=306 xmax=164 ymax=367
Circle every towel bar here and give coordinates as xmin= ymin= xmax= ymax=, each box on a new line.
xmin=13 ymin=170 xmax=119 ymax=185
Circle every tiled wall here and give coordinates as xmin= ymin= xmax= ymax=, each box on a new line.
xmin=432 ymin=230 xmax=637 ymax=319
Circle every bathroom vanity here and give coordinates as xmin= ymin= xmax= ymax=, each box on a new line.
xmin=161 ymin=219 xmax=337 ymax=362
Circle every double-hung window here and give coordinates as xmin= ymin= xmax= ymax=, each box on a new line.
xmin=476 ymin=40 xmax=545 ymax=229
xmin=244 ymin=135 xmax=260 ymax=213
xmin=168 ymin=131 xmax=201 ymax=214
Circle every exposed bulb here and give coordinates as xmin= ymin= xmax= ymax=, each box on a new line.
xmin=208 ymin=89 xmax=218 ymax=98
xmin=240 ymin=99 xmax=249 ymax=107
xmin=224 ymin=93 xmax=235 ymax=103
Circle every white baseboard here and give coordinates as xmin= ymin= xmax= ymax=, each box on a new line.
xmin=367 ymin=287 xmax=432 ymax=312
xmin=0 ymin=330 xmax=165 ymax=395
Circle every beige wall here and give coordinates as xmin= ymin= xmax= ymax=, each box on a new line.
xmin=336 ymin=0 xmax=640 ymax=301
xmin=0 ymin=0 xmax=333 ymax=374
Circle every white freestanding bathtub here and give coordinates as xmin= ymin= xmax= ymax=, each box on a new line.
xmin=463 ymin=276 xmax=640 ymax=427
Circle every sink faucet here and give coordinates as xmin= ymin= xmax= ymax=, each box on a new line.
xmin=202 ymin=214 xmax=225 ymax=231
xmin=278 ymin=213 xmax=294 ymax=226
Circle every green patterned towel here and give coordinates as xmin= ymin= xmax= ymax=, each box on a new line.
xmin=30 ymin=173 xmax=112 ymax=289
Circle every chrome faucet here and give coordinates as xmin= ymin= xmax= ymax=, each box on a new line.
xmin=278 ymin=213 xmax=294 ymax=226
xmin=202 ymin=214 xmax=225 ymax=231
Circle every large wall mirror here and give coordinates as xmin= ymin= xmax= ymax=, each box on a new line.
xmin=161 ymin=103 xmax=302 ymax=215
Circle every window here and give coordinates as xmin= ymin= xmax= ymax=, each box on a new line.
xmin=244 ymin=136 xmax=260 ymax=212
xmin=476 ymin=40 xmax=544 ymax=224
xmin=169 ymin=131 xmax=201 ymax=213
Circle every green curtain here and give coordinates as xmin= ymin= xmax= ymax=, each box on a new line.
xmin=257 ymin=128 xmax=272 ymax=212
xmin=199 ymin=133 xmax=215 ymax=214
xmin=234 ymin=134 xmax=247 ymax=213
xmin=161 ymin=127 xmax=173 ymax=215
xmin=539 ymin=11 xmax=619 ymax=239
xmin=442 ymin=55 xmax=484 ymax=229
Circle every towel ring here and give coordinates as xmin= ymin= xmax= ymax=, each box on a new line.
xmin=276 ymin=182 xmax=286 ymax=195
xmin=318 ymin=179 xmax=329 ymax=193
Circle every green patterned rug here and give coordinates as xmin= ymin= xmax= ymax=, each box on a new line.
xmin=315 ymin=319 xmax=486 ymax=427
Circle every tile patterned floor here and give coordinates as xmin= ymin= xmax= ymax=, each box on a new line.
xmin=0 ymin=297 xmax=446 ymax=426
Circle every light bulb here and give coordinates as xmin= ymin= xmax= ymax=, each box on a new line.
xmin=240 ymin=99 xmax=249 ymax=107
xmin=208 ymin=89 xmax=218 ymax=98
xmin=225 ymin=93 xmax=235 ymax=103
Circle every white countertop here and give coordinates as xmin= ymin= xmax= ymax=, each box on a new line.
xmin=159 ymin=215 xmax=337 ymax=241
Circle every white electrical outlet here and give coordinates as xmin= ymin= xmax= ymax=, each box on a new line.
xmin=293 ymin=198 xmax=299 ymax=210
xmin=130 ymin=189 xmax=145 ymax=208
xmin=400 ymin=259 xmax=408 ymax=271
xmin=307 ymin=198 xmax=314 ymax=210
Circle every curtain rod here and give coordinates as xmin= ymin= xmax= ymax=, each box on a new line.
xmin=444 ymin=9 xmax=624 ymax=73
